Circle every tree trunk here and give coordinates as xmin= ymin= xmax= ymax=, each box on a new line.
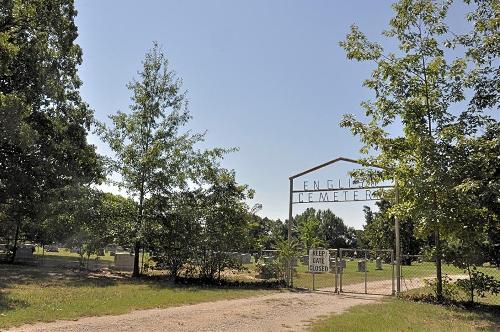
xmin=10 ymin=216 xmax=21 ymax=263
xmin=132 ymin=241 xmax=141 ymax=277
xmin=435 ymin=229 xmax=443 ymax=301
xmin=467 ymin=264 xmax=474 ymax=303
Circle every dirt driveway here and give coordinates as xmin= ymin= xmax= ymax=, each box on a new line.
xmin=5 ymin=277 xmax=457 ymax=332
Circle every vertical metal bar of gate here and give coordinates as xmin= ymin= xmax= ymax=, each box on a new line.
xmin=391 ymin=251 xmax=395 ymax=296
xmin=395 ymin=179 xmax=401 ymax=296
xmin=335 ymin=253 xmax=338 ymax=293
xmin=287 ymin=178 xmax=293 ymax=287
xmin=364 ymin=250 xmax=368 ymax=294
xmin=339 ymin=249 xmax=343 ymax=292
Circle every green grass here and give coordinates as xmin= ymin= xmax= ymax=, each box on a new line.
xmin=311 ymin=298 xmax=500 ymax=332
xmin=292 ymin=260 xmax=498 ymax=292
xmin=35 ymin=247 xmax=117 ymax=264
xmin=0 ymin=257 xmax=275 ymax=329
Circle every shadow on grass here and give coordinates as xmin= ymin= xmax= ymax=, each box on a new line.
xmin=141 ymin=275 xmax=286 ymax=291
xmin=0 ymin=291 xmax=29 ymax=314
xmin=0 ymin=258 xmax=286 ymax=292
xmin=0 ymin=256 xmax=119 ymax=289
xmin=465 ymin=303 xmax=500 ymax=329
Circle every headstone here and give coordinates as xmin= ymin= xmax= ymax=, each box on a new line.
xmin=357 ymin=260 xmax=366 ymax=272
xmin=15 ymin=247 xmax=34 ymax=262
xmin=402 ymin=256 xmax=412 ymax=266
xmin=240 ymin=253 xmax=252 ymax=264
xmin=301 ymin=255 xmax=308 ymax=265
xmin=46 ymin=245 xmax=59 ymax=252
xmin=262 ymin=256 xmax=274 ymax=263
xmin=329 ymin=259 xmax=343 ymax=273
xmin=70 ymin=247 xmax=81 ymax=254
xmin=98 ymin=248 xmax=105 ymax=256
xmin=375 ymin=257 xmax=383 ymax=270
xmin=114 ymin=253 xmax=135 ymax=271
xmin=340 ymin=259 xmax=346 ymax=268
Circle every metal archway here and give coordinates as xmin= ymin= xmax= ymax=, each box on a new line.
xmin=287 ymin=157 xmax=401 ymax=294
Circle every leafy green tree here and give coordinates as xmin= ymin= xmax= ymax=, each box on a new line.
xmin=295 ymin=208 xmax=357 ymax=251
xmin=339 ymin=0 xmax=497 ymax=300
xmin=297 ymin=213 xmax=322 ymax=254
xmin=317 ymin=209 xmax=357 ymax=249
xmin=99 ymin=42 xmax=226 ymax=276
xmin=363 ymin=201 xmax=422 ymax=255
xmin=146 ymin=191 xmax=202 ymax=279
xmin=0 ymin=0 xmax=102 ymax=261
xmin=248 ymin=215 xmax=287 ymax=253
xmin=197 ymin=168 xmax=254 ymax=281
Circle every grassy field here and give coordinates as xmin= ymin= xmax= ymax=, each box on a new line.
xmin=35 ymin=247 xmax=123 ymax=265
xmin=0 ymin=255 xmax=275 ymax=329
xmin=311 ymin=298 xmax=500 ymax=332
xmin=292 ymin=260 xmax=498 ymax=295
xmin=1 ymin=251 xmax=498 ymax=329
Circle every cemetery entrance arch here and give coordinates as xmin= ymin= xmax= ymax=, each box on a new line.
xmin=287 ymin=157 xmax=401 ymax=295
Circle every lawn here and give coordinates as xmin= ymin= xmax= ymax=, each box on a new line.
xmin=311 ymin=297 xmax=500 ymax=332
xmin=0 ymin=257 xmax=276 ymax=329
xmin=292 ymin=260 xmax=498 ymax=294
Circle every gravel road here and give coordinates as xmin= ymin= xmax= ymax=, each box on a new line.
xmin=5 ymin=277 xmax=457 ymax=332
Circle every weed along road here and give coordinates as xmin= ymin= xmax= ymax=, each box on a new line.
xmin=7 ymin=286 xmax=386 ymax=332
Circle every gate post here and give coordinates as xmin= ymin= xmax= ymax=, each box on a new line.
xmin=364 ymin=250 xmax=368 ymax=294
xmin=395 ymin=179 xmax=401 ymax=296
xmin=334 ymin=251 xmax=338 ymax=293
xmin=391 ymin=251 xmax=395 ymax=296
xmin=339 ymin=249 xmax=343 ymax=293
xmin=288 ymin=178 xmax=293 ymax=287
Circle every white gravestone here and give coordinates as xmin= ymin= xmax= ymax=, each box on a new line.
xmin=114 ymin=253 xmax=135 ymax=271
xmin=375 ymin=257 xmax=383 ymax=270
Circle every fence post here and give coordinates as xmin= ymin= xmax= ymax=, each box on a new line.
xmin=391 ymin=250 xmax=395 ymax=296
xmin=335 ymin=251 xmax=338 ymax=293
xmin=339 ymin=249 xmax=343 ymax=293
xmin=395 ymin=179 xmax=401 ymax=296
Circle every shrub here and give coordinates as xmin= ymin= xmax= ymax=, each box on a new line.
xmin=456 ymin=267 xmax=500 ymax=303
xmin=424 ymin=275 xmax=460 ymax=301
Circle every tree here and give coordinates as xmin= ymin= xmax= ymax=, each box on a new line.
xmin=248 ymin=215 xmax=287 ymax=253
xmin=295 ymin=208 xmax=357 ymax=251
xmin=362 ymin=201 xmax=422 ymax=255
xmin=0 ymin=0 xmax=102 ymax=261
xmin=339 ymin=0 xmax=498 ymax=300
xmin=146 ymin=191 xmax=202 ymax=279
xmin=197 ymin=168 xmax=254 ymax=281
xmin=317 ymin=209 xmax=357 ymax=249
xmin=99 ymin=42 xmax=228 ymax=276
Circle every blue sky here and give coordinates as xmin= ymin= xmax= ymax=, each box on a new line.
xmin=75 ymin=1 xmax=471 ymax=229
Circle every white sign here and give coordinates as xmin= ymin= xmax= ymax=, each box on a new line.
xmin=308 ymin=249 xmax=330 ymax=273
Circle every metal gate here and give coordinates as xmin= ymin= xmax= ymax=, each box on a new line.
xmin=338 ymin=249 xmax=395 ymax=295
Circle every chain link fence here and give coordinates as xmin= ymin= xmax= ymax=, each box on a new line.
xmin=401 ymin=255 xmax=500 ymax=304
xmin=338 ymin=249 xmax=394 ymax=295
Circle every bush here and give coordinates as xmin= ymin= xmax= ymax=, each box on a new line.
xmin=424 ymin=275 xmax=460 ymax=301
xmin=256 ymin=259 xmax=283 ymax=280
xmin=456 ymin=267 xmax=500 ymax=303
